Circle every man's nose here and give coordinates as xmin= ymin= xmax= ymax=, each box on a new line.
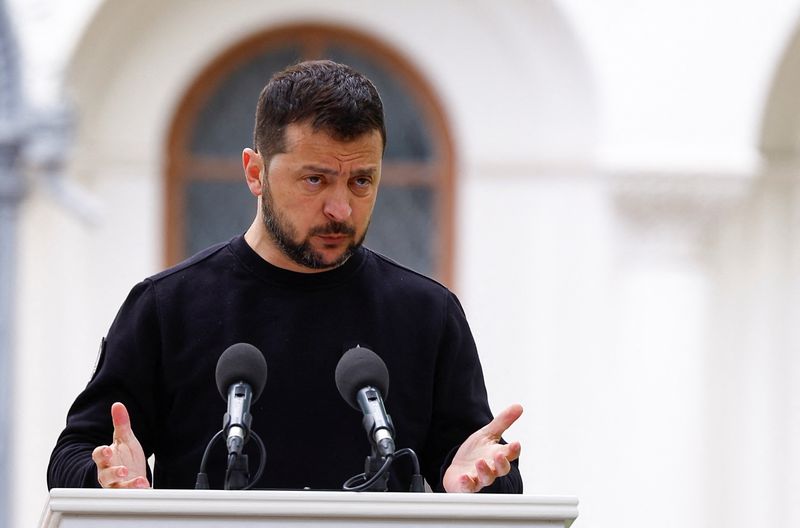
xmin=323 ymin=186 xmax=352 ymax=221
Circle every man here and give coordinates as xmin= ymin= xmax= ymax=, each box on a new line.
xmin=47 ymin=60 xmax=522 ymax=493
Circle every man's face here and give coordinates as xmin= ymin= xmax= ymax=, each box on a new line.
xmin=258 ymin=122 xmax=383 ymax=272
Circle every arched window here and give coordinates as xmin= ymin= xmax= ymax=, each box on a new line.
xmin=167 ymin=25 xmax=454 ymax=284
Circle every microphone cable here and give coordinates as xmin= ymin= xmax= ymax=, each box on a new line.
xmin=342 ymin=447 xmax=425 ymax=492
xmin=195 ymin=428 xmax=267 ymax=490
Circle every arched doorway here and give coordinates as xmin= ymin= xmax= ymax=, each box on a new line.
xmin=166 ymin=24 xmax=455 ymax=284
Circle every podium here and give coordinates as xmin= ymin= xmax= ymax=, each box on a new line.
xmin=40 ymin=489 xmax=578 ymax=527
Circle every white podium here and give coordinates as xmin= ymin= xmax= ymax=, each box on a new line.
xmin=40 ymin=489 xmax=578 ymax=528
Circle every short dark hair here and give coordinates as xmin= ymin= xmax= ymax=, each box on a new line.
xmin=253 ymin=60 xmax=386 ymax=162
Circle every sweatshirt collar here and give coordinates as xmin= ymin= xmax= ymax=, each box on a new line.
xmin=229 ymin=234 xmax=366 ymax=289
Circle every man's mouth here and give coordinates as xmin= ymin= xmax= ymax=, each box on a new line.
xmin=317 ymin=234 xmax=350 ymax=242
xmin=311 ymin=222 xmax=356 ymax=238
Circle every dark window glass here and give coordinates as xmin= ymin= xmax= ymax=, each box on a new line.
xmin=365 ymin=186 xmax=434 ymax=276
xmin=185 ymin=180 xmax=254 ymax=255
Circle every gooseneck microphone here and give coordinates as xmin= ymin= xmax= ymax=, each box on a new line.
xmin=335 ymin=346 xmax=424 ymax=492
xmin=335 ymin=346 xmax=395 ymax=457
xmin=215 ymin=343 xmax=268 ymax=457
xmin=196 ymin=343 xmax=268 ymax=491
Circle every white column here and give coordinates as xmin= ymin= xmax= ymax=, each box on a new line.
xmin=706 ymin=158 xmax=800 ymax=528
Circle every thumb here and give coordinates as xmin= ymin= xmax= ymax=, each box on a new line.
xmin=483 ymin=404 xmax=523 ymax=438
xmin=111 ymin=402 xmax=133 ymax=442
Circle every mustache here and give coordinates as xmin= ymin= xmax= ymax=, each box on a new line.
xmin=309 ymin=222 xmax=356 ymax=236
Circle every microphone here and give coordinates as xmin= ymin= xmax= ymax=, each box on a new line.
xmin=215 ymin=343 xmax=268 ymax=457
xmin=335 ymin=346 xmax=395 ymax=457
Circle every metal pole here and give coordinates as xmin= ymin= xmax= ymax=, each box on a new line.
xmin=0 ymin=1 xmax=26 ymax=527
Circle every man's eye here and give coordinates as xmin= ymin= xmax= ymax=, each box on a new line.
xmin=350 ymin=178 xmax=373 ymax=195
xmin=306 ymin=176 xmax=323 ymax=185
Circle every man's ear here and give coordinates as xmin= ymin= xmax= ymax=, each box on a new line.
xmin=243 ymin=148 xmax=264 ymax=197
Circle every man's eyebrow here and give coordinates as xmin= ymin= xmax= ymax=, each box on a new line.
xmin=300 ymin=165 xmax=339 ymax=176
xmin=352 ymin=167 xmax=379 ymax=177
xmin=300 ymin=165 xmax=379 ymax=177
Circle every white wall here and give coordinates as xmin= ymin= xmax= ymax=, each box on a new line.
xmin=9 ymin=1 xmax=800 ymax=528
xmin=558 ymin=0 xmax=800 ymax=169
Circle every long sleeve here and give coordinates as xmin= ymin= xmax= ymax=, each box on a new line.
xmin=423 ymin=290 xmax=523 ymax=493
xmin=47 ymin=280 xmax=162 ymax=489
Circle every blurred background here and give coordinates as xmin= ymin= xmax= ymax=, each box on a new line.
xmin=2 ymin=0 xmax=799 ymax=527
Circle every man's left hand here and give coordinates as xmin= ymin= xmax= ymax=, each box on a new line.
xmin=442 ymin=404 xmax=523 ymax=493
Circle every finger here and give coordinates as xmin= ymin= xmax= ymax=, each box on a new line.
xmin=111 ymin=402 xmax=133 ymax=443
xmin=457 ymin=473 xmax=480 ymax=493
xmin=483 ymin=404 xmax=523 ymax=438
xmin=493 ymin=451 xmax=512 ymax=476
xmin=474 ymin=458 xmax=496 ymax=489
xmin=117 ymin=476 xmax=150 ymax=489
xmin=502 ymin=440 xmax=522 ymax=462
xmin=91 ymin=445 xmax=113 ymax=469
xmin=97 ymin=465 xmax=129 ymax=488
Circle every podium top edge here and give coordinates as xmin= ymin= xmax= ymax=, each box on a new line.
xmin=49 ymin=488 xmax=578 ymax=506
xmin=46 ymin=488 xmax=579 ymax=521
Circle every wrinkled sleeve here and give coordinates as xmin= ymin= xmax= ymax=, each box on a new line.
xmin=47 ymin=280 xmax=161 ymax=489
xmin=422 ymin=290 xmax=522 ymax=493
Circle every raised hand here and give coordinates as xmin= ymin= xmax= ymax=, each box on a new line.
xmin=91 ymin=402 xmax=150 ymax=489
xmin=442 ymin=404 xmax=523 ymax=493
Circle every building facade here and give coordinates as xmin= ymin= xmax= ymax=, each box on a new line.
xmin=6 ymin=1 xmax=800 ymax=527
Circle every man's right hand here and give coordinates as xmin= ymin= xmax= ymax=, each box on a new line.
xmin=91 ymin=402 xmax=150 ymax=488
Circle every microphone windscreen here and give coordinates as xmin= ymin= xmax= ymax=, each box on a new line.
xmin=335 ymin=346 xmax=389 ymax=409
xmin=215 ymin=343 xmax=268 ymax=402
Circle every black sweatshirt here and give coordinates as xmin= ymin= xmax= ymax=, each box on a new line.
xmin=47 ymin=235 xmax=522 ymax=493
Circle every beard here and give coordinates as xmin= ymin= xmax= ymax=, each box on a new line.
xmin=261 ymin=185 xmax=367 ymax=270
